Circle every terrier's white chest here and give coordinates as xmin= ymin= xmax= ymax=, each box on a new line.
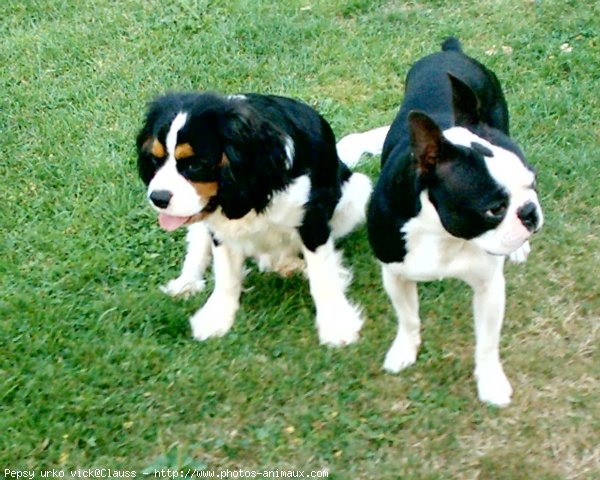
xmin=391 ymin=192 xmax=498 ymax=283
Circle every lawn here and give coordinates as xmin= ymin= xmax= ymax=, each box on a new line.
xmin=1 ymin=0 xmax=598 ymax=478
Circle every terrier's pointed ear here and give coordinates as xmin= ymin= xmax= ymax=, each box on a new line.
xmin=448 ymin=72 xmax=480 ymax=127
xmin=409 ymin=111 xmax=451 ymax=176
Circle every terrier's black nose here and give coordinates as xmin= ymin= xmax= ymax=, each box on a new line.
xmin=517 ymin=201 xmax=539 ymax=232
xmin=149 ymin=190 xmax=172 ymax=209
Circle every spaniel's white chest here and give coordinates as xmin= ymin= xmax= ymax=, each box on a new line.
xmin=206 ymin=176 xmax=311 ymax=274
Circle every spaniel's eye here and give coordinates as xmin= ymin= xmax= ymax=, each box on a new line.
xmin=177 ymin=158 xmax=197 ymax=172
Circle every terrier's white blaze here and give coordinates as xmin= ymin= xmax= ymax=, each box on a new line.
xmin=443 ymin=126 xmax=543 ymax=255
xmin=443 ymin=126 xmax=535 ymax=190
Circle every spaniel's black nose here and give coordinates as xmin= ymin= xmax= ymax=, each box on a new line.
xmin=149 ymin=190 xmax=172 ymax=209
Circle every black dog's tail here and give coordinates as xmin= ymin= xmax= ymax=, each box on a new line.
xmin=441 ymin=36 xmax=463 ymax=52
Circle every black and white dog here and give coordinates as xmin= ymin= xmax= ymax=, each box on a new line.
xmin=136 ymin=92 xmax=371 ymax=346
xmin=337 ymin=37 xmax=543 ymax=405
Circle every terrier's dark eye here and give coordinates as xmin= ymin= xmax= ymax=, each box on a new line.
xmin=485 ymin=201 xmax=508 ymax=219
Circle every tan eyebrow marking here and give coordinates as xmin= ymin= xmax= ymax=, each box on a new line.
xmin=191 ymin=181 xmax=218 ymax=198
xmin=151 ymin=139 xmax=166 ymax=158
xmin=175 ymin=143 xmax=195 ymax=160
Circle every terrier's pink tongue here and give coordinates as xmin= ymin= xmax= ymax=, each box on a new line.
xmin=158 ymin=213 xmax=190 ymax=231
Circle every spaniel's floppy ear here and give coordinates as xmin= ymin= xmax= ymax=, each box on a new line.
xmin=136 ymin=98 xmax=172 ymax=185
xmin=216 ymin=105 xmax=289 ymax=219
xmin=136 ymin=123 xmax=159 ymax=185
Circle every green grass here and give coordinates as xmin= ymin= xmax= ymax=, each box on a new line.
xmin=1 ymin=0 xmax=599 ymax=477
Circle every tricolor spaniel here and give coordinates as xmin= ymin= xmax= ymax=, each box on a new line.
xmin=136 ymin=92 xmax=371 ymax=346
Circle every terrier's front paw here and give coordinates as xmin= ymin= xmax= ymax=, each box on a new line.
xmin=316 ymin=301 xmax=363 ymax=347
xmin=475 ymin=363 xmax=513 ymax=407
xmin=508 ymin=241 xmax=531 ymax=263
xmin=189 ymin=295 xmax=238 ymax=341
xmin=383 ymin=334 xmax=421 ymax=373
xmin=160 ymin=275 xmax=205 ymax=298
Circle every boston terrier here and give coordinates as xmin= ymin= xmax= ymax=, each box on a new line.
xmin=337 ymin=37 xmax=543 ymax=406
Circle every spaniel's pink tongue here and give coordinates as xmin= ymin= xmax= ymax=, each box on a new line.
xmin=158 ymin=213 xmax=190 ymax=231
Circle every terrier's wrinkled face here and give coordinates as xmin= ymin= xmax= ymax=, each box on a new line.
xmin=139 ymin=112 xmax=223 ymax=231
xmin=437 ymin=127 xmax=543 ymax=256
